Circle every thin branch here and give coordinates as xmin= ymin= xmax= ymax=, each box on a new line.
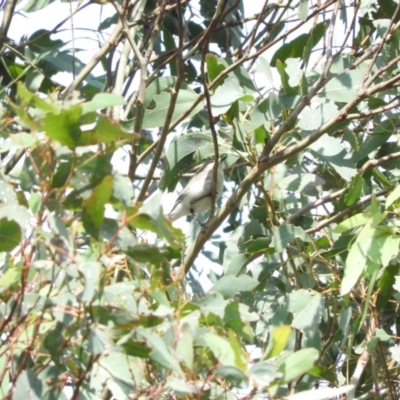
xmin=183 ymin=0 xmax=228 ymax=61
xmin=245 ymin=1 xmax=271 ymax=54
xmin=336 ymin=1 xmax=360 ymax=56
xmin=347 ymin=315 xmax=378 ymax=400
xmin=199 ymin=0 xmax=228 ymax=220
xmin=359 ymin=151 xmax=400 ymax=176
xmin=345 ymin=97 xmax=400 ymax=121
xmin=60 ymin=20 xmax=124 ymax=99
xmin=365 ymin=52 xmax=400 ymax=88
xmin=137 ymin=1 xmax=337 ymax=170
xmin=262 ymin=0 xmax=340 ymax=159
xmin=0 ymin=0 xmax=18 ymax=50
xmin=290 ymin=150 xmax=400 ymax=223
xmin=135 ymin=0 xmax=184 ymax=203
xmin=362 ymin=3 xmax=400 ymax=88
xmin=305 ymin=190 xmax=388 ymax=234
xmin=112 ymin=0 xmax=166 ymax=182
xmin=111 ymin=0 xmax=147 ymax=120
xmin=289 ymin=188 xmax=345 ymax=223
xmin=180 ymin=165 xmax=260 ymax=276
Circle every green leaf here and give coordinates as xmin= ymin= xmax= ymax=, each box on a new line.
xmin=308 ymin=365 xmax=337 ymax=383
xmin=344 ymin=175 xmax=364 ymax=206
xmin=0 ymin=218 xmax=21 ymax=252
xmin=24 ymin=0 xmax=55 ymax=12
xmin=287 ymin=290 xmax=325 ymax=332
xmin=340 ymin=214 xmax=383 ymax=295
xmin=215 ymin=365 xmax=247 ymax=383
xmin=112 ymin=174 xmax=134 ymax=208
xmin=206 ymin=54 xmax=226 ymax=88
xmin=92 ymin=306 xmax=139 ymax=328
xmin=87 ymin=326 xmax=113 ymax=355
xmin=0 ymin=268 xmax=20 ymax=293
xmin=51 ymin=157 xmax=73 ymax=189
xmin=120 ymin=339 xmax=151 ymax=358
xmin=334 ymin=212 xmax=371 ymax=233
xmin=81 ymin=93 xmax=125 ymax=114
xmin=140 ymin=330 xmax=183 ymax=374
xmin=265 ymin=325 xmax=292 ymax=359
xmin=251 ymin=92 xmax=282 ymax=127
xmin=42 ymin=105 xmax=82 ymax=149
xmin=203 ymin=332 xmax=237 ymax=367
xmin=211 ymin=275 xmax=259 ymax=298
xmin=165 ymin=378 xmax=198 ymax=395
xmin=211 ymin=75 xmax=254 ymax=115
xmin=78 ymin=261 xmax=101 ymax=304
xmin=244 ymin=237 xmax=271 ymax=254
xmin=368 ymin=231 xmax=400 ymax=267
xmin=359 ymin=260 xmax=379 ymax=332
xmin=142 ymin=89 xmax=203 ymax=129
xmin=79 ymin=115 xmax=138 ymax=146
xmin=176 ymin=323 xmax=194 ymax=369
xmin=309 ymin=134 xmax=356 ymax=181
xmin=386 ymin=185 xmax=400 ymax=209
xmin=319 ymin=65 xmax=368 ymax=102
xmin=13 ymin=369 xmax=44 ymax=400
xmin=298 ymin=102 xmax=338 ymax=130
xmin=0 ymin=133 xmax=36 ymax=154
xmin=276 ymin=173 xmax=325 ymax=196
xmin=248 ymin=362 xmax=278 ymax=386
xmin=144 ymin=76 xmax=179 ymax=107
xmin=127 ymin=244 xmax=174 ymax=264
xmin=271 ymin=21 xmax=327 ymax=66
xmin=0 ymin=205 xmax=31 ymax=231
xmin=194 ymin=292 xmax=228 ymax=318
xmin=271 ymin=223 xmax=309 ymax=252
xmin=27 ymin=29 xmax=63 ymax=50
xmin=299 ymin=0 xmax=309 ymax=20
xmin=377 ymin=265 xmax=398 ymax=311
xmin=278 ymin=348 xmax=319 ymax=383
xmin=139 ymin=192 xmax=184 ymax=248
xmin=256 ymin=57 xmax=274 ymax=88
xmin=82 ymin=175 xmax=114 ymax=238
xmin=17 ymin=83 xmax=57 ymax=112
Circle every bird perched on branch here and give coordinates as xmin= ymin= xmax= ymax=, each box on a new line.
xmin=168 ymin=155 xmax=227 ymax=222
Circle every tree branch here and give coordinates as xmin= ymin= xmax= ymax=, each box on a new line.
xmin=306 ymin=190 xmax=388 ymax=234
xmin=0 ymin=0 xmax=17 ymax=50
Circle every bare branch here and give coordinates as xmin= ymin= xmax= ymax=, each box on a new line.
xmin=0 ymin=0 xmax=17 ymax=50
xmin=61 ymin=20 xmax=124 ymax=99
xmin=306 ymin=190 xmax=388 ymax=234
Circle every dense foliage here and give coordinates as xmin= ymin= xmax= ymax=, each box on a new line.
xmin=1 ymin=0 xmax=400 ymax=399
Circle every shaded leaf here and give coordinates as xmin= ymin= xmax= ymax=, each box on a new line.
xmin=287 ymin=290 xmax=325 ymax=332
xmin=211 ymin=275 xmax=258 ymax=298
xmin=278 ymin=348 xmax=319 ymax=382
xmin=271 ymin=223 xmax=309 ymax=252
xmin=82 ymin=175 xmax=113 ymax=238
xmin=0 ymin=219 xmax=21 ymax=252
xmin=142 ymin=89 xmax=203 ymax=129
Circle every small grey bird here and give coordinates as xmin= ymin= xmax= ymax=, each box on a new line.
xmin=168 ymin=155 xmax=227 ymax=222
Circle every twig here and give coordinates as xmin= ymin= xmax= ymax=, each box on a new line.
xmin=359 ymin=151 xmax=400 ymax=176
xmin=305 ymin=190 xmax=388 ymax=234
xmin=199 ymin=0 xmax=228 ymax=220
xmin=289 ymin=188 xmax=345 ymax=223
xmin=362 ymin=2 xmax=400 ymax=89
xmin=60 ymin=19 xmax=124 ymax=99
xmin=290 ymin=150 xmax=400 ymax=223
xmin=0 ymin=0 xmax=17 ymax=50
xmin=135 ymin=0 xmax=184 ymax=203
